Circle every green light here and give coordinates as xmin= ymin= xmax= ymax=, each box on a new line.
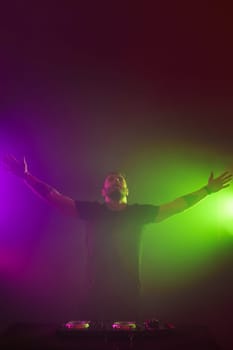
xmin=126 ymin=142 xmax=233 ymax=294
xmin=215 ymin=193 xmax=233 ymax=235
xmin=220 ymin=196 xmax=233 ymax=216
xmin=123 ymin=141 xmax=233 ymax=297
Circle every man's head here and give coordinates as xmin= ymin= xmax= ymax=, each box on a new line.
xmin=101 ymin=171 xmax=129 ymax=203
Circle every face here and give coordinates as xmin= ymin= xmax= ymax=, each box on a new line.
xmin=102 ymin=173 xmax=128 ymax=201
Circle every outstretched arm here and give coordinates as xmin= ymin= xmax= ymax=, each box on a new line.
xmin=155 ymin=171 xmax=233 ymax=223
xmin=2 ymin=155 xmax=78 ymax=217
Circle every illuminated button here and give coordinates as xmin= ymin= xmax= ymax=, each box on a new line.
xmin=64 ymin=320 xmax=90 ymax=330
xmin=112 ymin=321 xmax=137 ymax=330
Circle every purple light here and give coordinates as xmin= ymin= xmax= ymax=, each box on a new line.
xmin=0 ymin=247 xmax=24 ymax=276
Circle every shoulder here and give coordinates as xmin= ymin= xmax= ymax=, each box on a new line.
xmin=127 ymin=203 xmax=160 ymax=222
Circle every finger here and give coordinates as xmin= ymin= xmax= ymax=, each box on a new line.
xmin=215 ymin=175 xmax=232 ymax=184
xmin=223 ymin=174 xmax=233 ymax=180
xmin=222 ymin=184 xmax=230 ymax=189
xmin=221 ymin=175 xmax=233 ymax=183
xmin=208 ymin=171 xmax=214 ymax=181
xmin=219 ymin=171 xmax=232 ymax=179
xmin=221 ymin=172 xmax=233 ymax=178
xmin=9 ymin=154 xmax=19 ymax=162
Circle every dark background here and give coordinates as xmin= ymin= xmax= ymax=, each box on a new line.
xmin=0 ymin=1 xmax=233 ymax=349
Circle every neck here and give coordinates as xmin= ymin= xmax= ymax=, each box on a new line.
xmin=105 ymin=197 xmax=127 ymax=211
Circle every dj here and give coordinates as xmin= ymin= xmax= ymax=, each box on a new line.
xmin=3 ymin=154 xmax=232 ymax=320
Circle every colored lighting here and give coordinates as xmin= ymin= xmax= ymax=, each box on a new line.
xmin=112 ymin=321 xmax=137 ymax=330
xmin=64 ymin=320 xmax=90 ymax=330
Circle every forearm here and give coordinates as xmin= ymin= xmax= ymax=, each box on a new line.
xmin=3 ymin=155 xmax=78 ymax=216
xmin=181 ymin=185 xmax=211 ymax=208
xmin=23 ymin=172 xmax=77 ymax=217
xmin=155 ymin=186 xmax=211 ymax=222
xmin=24 ymin=172 xmax=56 ymax=199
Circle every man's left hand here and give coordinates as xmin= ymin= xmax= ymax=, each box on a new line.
xmin=207 ymin=171 xmax=233 ymax=193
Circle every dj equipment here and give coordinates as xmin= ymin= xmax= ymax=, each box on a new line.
xmin=0 ymin=320 xmax=220 ymax=350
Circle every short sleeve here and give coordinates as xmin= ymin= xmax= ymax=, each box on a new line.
xmin=133 ymin=204 xmax=160 ymax=224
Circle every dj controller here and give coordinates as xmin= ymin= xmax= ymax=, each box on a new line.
xmin=58 ymin=318 xmax=175 ymax=332
xmin=1 ymin=320 xmax=219 ymax=350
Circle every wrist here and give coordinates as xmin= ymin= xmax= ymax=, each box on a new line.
xmin=204 ymin=185 xmax=212 ymax=194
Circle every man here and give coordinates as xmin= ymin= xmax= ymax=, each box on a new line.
xmin=2 ymin=154 xmax=233 ymax=320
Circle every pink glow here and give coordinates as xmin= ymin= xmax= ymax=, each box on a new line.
xmin=0 ymin=247 xmax=25 ymax=276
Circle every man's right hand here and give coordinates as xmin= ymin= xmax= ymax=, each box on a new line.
xmin=2 ymin=154 xmax=28 ymax=178
xmin=2 ymin=154 xmax=78 ymax=217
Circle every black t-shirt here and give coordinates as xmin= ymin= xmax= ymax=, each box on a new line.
xmin=75 ymin=201 xmax=159 ymax=297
